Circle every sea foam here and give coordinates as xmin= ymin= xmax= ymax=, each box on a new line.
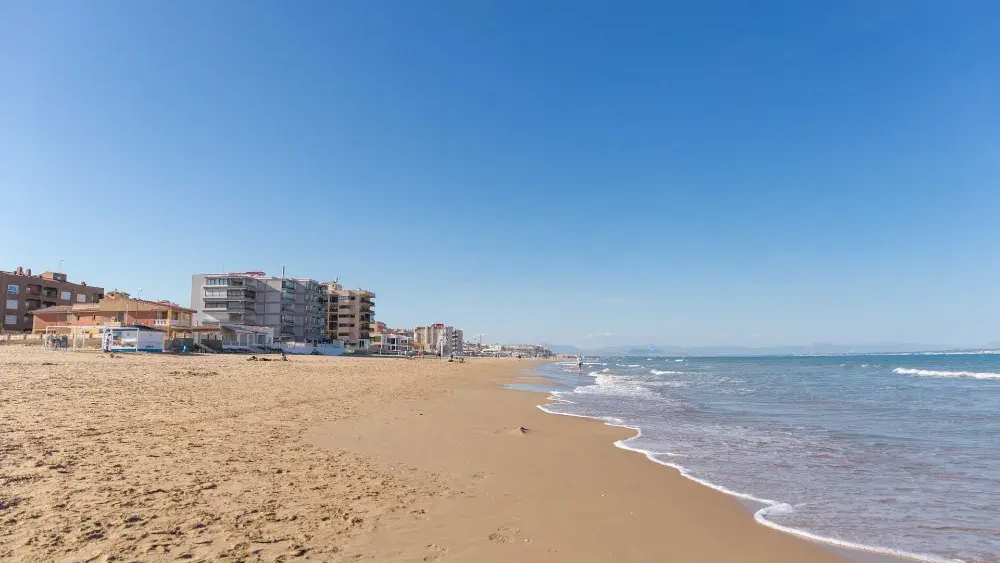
xmin=893 ymin=367 xmax=1000 ymax=380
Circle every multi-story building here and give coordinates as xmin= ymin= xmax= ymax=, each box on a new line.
xmin=190 ymin=272 xmax=326 ymax=342
xmin=370 ymin=322 xmax=413 ymax=355
xmin=2 ymin=267 xmax=105 ymax=332
xmin=412 ymin=324 xmax=464 ymax=355
xmin=30 ymin=291 xmax=194 ymax=340
xmin=321 ymin=282 xmax=375 ymax=349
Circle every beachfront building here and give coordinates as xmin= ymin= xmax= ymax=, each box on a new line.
xmin=321 ymin=282 xmax=375 ymax=349
xmin=187 ymin=324 xmax=275 ymax=350
xmin=412 ymin=324 xmax=463 ymax=355
xmin=190 ymin=272 xmax=325 ymax=342
xmin=29 ymin=291 xmax=194 ymax=341
xmin=370 ymin=322 xmax=413 ymax=355
xmin=1 ymin=267 xmax=105 ymax=333
xmin=499 ymin=344 xmax=554 ymax=358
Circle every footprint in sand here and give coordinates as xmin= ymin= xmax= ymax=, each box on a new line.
xmin=488 ymin=525 xmax=519 ymax=544
xmin=424 ymin=544 xmax=448 ymax=561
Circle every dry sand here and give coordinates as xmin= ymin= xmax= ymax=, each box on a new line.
xmin=0 ymin=346 xmax=850 ymax=562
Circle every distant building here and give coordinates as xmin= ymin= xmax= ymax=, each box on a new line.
xmin=413 ymin=324 xmax=463 ymax=355
xmin=371 ymin=323 xmax=412 ymax=355
xmin=2 ymin=267 xmax=105 ymax=333
xmin=30 ymin=291 xmax=194 ymax=340
xmin=190 ymin=272 xmax=325 ymax=342
xmin=321 ymin=283 xmax=375 ymax=349
xmin=499 ymin=344 xmax=554 ymax=358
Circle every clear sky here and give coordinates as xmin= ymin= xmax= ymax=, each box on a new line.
xmin=2 ymin=1 xmax=999 ymax=348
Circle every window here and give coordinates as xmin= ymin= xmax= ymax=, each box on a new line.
xmin=205 ymin=277 xmax=228 ymax=286
xmin=77 ymin=294 xmax=86 ymax=303
xmin=5 ymin=299 xmax=16 ymax=310
xmin=66 ymin=314 xmax=76 ymax=322
xmin=6 ymin=284 xmax=18 ymax=295
xmin=60 ymin=291 xmax=72 ymax=301
xmin=204 ymin=288 xmax=227 ymax=298
xmin=3 ymin=315 xmax=16 ymax=325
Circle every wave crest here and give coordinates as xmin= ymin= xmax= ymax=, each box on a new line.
xmin=893 ymin=368 xmax=1000 ymax=380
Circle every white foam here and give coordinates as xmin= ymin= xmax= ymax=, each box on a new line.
xmin=535 ymin=396 xmax=964 ymax=563
xmin=650 ymin=369 xmax=684 ymax=375
xmin=893 ymin=368 xmax=1000 ymax=380
xmin=573 ymin=373 xmax=659 ymax=400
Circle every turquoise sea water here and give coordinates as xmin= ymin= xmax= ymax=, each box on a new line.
xmin=532 ymin=354 xmax=1000 ymax=563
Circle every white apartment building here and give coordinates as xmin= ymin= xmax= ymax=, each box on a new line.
xmin=190 ymin=272 xmax=326 ymax=342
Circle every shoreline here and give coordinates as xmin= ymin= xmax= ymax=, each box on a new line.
xmin=308 ymin=358 xmax=857 ymax=562
xmin=533 ymin=396 xmax=948 ymax=563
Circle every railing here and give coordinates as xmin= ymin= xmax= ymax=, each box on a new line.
xmin=153 ymin=319 xmax=192 ymax=327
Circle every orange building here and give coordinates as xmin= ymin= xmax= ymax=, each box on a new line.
xmin=30 ymin=291 xmax=194 ymax=340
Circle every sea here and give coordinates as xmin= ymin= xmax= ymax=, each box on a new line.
xmin=522 ymin=354 xmax=1000 ymax=563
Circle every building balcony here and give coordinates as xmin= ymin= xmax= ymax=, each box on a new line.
xmin=153 ymin=319 xmax=192 ymax=328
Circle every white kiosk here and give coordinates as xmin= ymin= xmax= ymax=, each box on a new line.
xmin=103 ymin=326 xmax=165 ymax=353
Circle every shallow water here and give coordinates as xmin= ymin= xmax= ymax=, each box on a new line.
xmin=534 ymin=354 xmax=1000 ymax=563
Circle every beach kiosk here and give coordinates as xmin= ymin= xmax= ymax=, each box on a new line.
xmin=103 ymin=325 xmax=165 ymax=352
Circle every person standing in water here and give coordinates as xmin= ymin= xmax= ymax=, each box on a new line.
xmin=577 ymin=355 xmax=584 ymax=370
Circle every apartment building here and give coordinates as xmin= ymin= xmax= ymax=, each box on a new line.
xmin=321 ymin=283 xmax=375 ymax=348
xmin=190 ymin=272 xmax=325 ymax=342
xmin=2 ymin=267 xmax=105 ymax=332
xmin=412 ymin=324 xmax=464 ymax=355
xmin=370 ymin=322 xmax=413 ymax=355
xmin=30 ymin=291 xmax=194 ymax=340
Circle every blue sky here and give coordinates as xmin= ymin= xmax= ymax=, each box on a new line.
xmin=2 ymin=1 xmax=999 ymax=347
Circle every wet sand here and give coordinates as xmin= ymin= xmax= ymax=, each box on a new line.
xmin=0 ymin=346 xmax=850 ymax=562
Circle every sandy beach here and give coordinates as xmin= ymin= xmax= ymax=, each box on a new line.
xmin=0 ymin=346 xmax=851 ymax=562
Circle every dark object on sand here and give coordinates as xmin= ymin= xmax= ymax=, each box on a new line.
xmin=519 ymin=426 xmax=529 ymax=434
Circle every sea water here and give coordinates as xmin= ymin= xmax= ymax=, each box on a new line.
xmin=533 ymin=355 xmax=1000 ymax=563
